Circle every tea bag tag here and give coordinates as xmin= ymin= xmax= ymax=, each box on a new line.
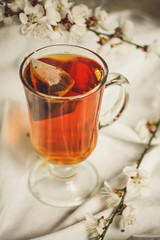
xmin=30 ymin=58 xmax=75 ymax=96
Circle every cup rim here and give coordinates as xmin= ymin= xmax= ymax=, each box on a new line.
xmin=19 ymin=44 xmax=108 ymax=100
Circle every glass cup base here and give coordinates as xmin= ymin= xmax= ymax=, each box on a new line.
xmin=29 ymin=160 xmax=100 ymax=208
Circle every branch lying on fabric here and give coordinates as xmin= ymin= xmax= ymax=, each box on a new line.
xmin=85 ymin=119 xmax=160 ymax=240
xmin=0 ymin=0 xmax=159 ymax=57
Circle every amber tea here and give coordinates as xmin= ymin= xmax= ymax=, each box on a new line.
xmin=23 ymin=54 xmax=104 ymax=165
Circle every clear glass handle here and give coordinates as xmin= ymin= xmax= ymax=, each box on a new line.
xmin=99 ymin=72 xmax=130 ymax=129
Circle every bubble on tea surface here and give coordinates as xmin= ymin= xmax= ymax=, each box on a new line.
xmin=30 ymin=58 xmax=75 ymax=96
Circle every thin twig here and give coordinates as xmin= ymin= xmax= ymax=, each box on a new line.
xmin=93 ymin=119 xmax=160 ymax=240
xmin=87 ymin=27 xmax=144 ymax=50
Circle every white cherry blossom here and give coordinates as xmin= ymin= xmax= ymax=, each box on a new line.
xmin=120 ymin=205 xmax=136 ymax=231
xmin=60 ymin=0 xmax=73 ymax=19
xmin=95 ymin=6 xmax=108 ymax=30
xmin=118 ymin=17 xmax=134 ymax=41
xmin=123 ymin=166 xmax=150 ymax=196
xmin=45 ymin=0 xmax=73 ymax=25
xmin=19 ymin=2 xmax=46 ymax=24
xmin=70 ymin=24 xmax=87 ymax=42
xmin=70 ymin=4 xmax=92 ymax=26
xmin=45 ymin=0 xmax=61 ymax=26
xmin=61 ymin=0 xmax=73 ymax=9
xmin=19 ymin=1 xmax=53 ymax=39
xmin=101 ymin=181 xmax=120 ymax=208
xmin=85 ymin=213 xmax=106 ymax=238
xmin=33 ymin=22 xmax=54 ymax=40
xmin=8 ymin=0 xmax=25 ymax=12
xmin=20 ymin=23 xmax=35 ymax=38
xmin=135 ymin=119 xmax=151 ymax=140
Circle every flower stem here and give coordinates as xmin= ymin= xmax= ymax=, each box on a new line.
xmin=94 ymin=188 xmax=127 ymax=240
xmin=87 ymin=27 xmax=144 ymax=49
xmin=120 ymin=37 xmax=143 ymax=49
xmin=87 ymin=27 xmax=110 ymax=37
xmin=102 ymin=188 xmax=127 ymax=239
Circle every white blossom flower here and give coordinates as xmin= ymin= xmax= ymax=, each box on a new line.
xmin=45 ymin=0 xmax=61 ymax=26
xmin=135 ymin=119 xmax=151 ymax=140
xmin=95 ymin=6 xmax=108 ymax=30
xmin=19 ymin=2 xmax=46 ymax=25
xmin=101 ymin=181 xmax=120 ymax=208
xmin=71 ymin=4 xmax=92 ymax=26
xmin=118 ymin=17 xmax=134 ymax=41
xmin=61 ymin=0 xmax=73 ymax=9
xmin=85 ymin=213 xmax=106 ymax=238
xmin=20 ymin=22 xmax=35 ymax=37
xmin=60 ymin=0 xmax=73 ymax=19
xmin=145 ymin=40 xmax=160 ymax=58
xmin=120 ymin=205 xmax=136 ymax=231
xmin=8 ymin=0 xmax=25 ymax=12
xmin=123 ymin=166 xmax=150 ymax=196
xmin=70 ymin=24 xmax=87 ymax=42
xmin=33 ymin=22 xmax=53 ymax=40
xmin=19 ymin=1 xmax=53 ymax=39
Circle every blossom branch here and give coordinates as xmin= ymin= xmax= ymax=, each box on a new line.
xmin=86 ymin=118 xmax=160 ymax=239
xmin=0 ymin=0 xmax=159 ymax=56
xmin=87 ymin=27 xmax=144 ymax=50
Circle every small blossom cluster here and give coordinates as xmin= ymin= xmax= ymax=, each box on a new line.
xmin=85 ymin=214 xmax=107 ymax=238
xmin=85 ymin=165 xmax=150 ymax=238
xmin=85 ymin=118 xmax=160 ymax=239
xmin=0 ymin=0 xmax=159 ymax=56
xmin=0 ymin=0 xmax=108 ymax=41
xmin=135 ymin=119 xmax=160 ymax=140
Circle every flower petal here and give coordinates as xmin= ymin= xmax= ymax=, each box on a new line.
xmin=96 ymin=219 xmax=106 ymax=235
xmin=139 ymin=168 xmax=150 ymax=179
xmin=46 ymin=8 xmax=61 ymax=25
xmin=120 ymin=204 xmax=136 ymax=231
xmin=85 ymin=213 xmax=99 ymax=238
xmin=70 ymin=24 xmax=87 ymax=42
xmin=19 ymin=12 xmax=28 ymax=24
xmin=123 ymin=166 xmax=137 ymax=177
xmin=135 ymin=119 xmax=150 ymax=139
xmin=95 ymin=6 xmax=108 ymax=30
xmin=34 ymin=4 xmax=45 ymax=17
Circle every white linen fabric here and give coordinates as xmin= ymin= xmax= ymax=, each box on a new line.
xmin=0 ymin=10 xmax=160 ymax=240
